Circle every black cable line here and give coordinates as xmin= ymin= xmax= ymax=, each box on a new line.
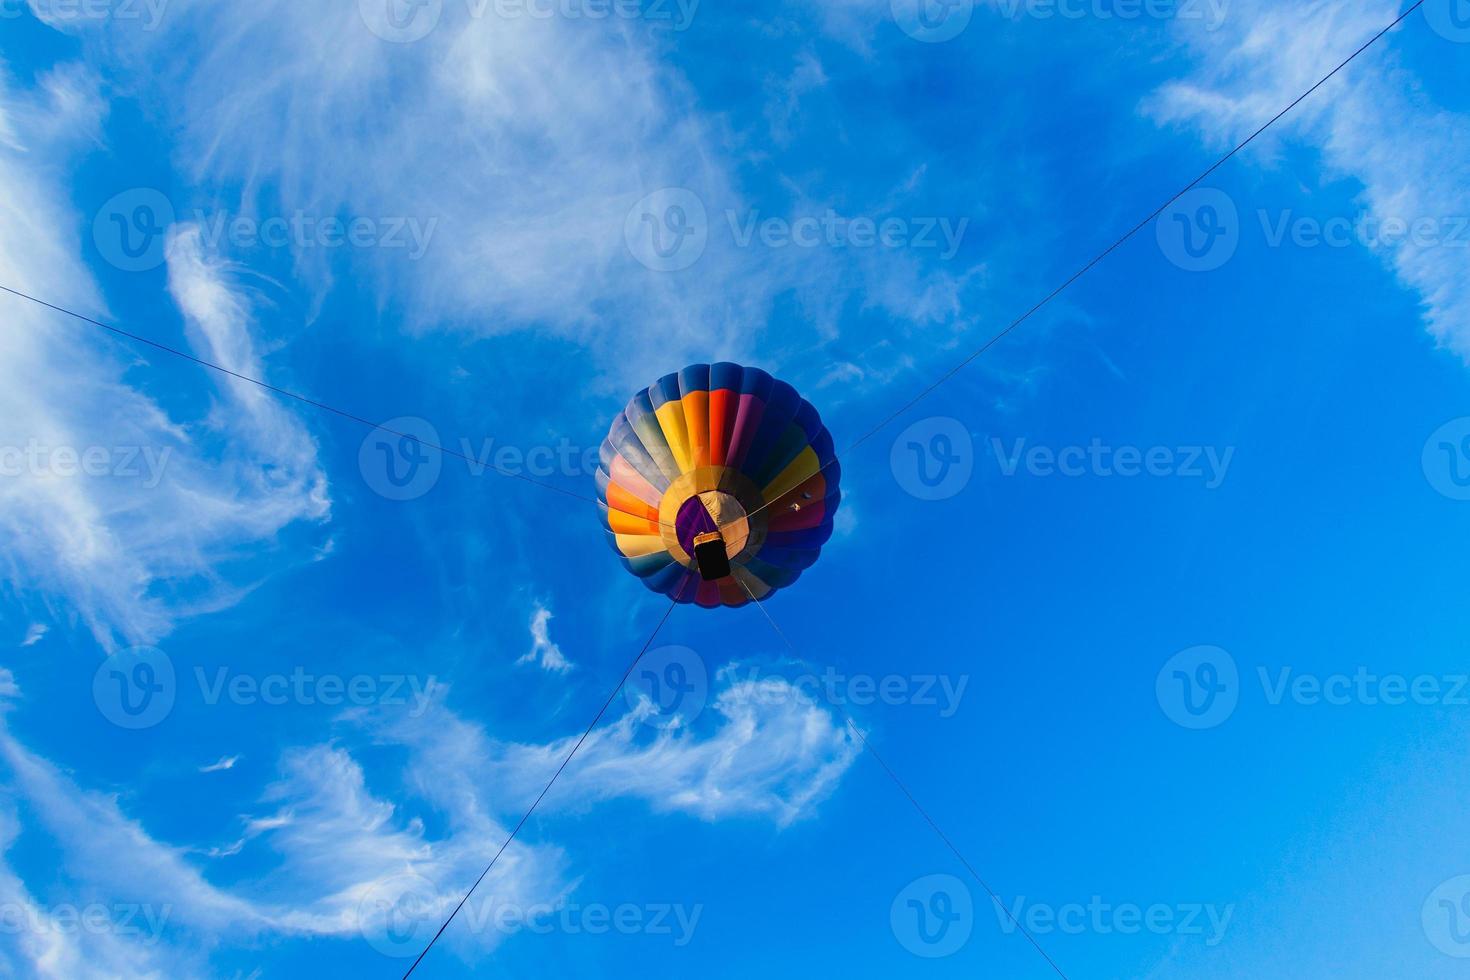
xmin=0 ymin=283 xmax=679 ymax=529
xmin=400 ymin=595 xmax=680 ymax=979
xmin=746 ymin=0 xmax=1425 ymax=524
xmin=738 ymin=577 xmax=1069 ymax=979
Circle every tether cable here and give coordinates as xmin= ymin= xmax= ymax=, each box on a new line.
xmin=738 ymin=577 xmax=1070 ymax=979
xmin=399 ymin=594 xmax=679 ymax=979
xmin=0 ymin=283 xmax=678 ymax=529
xmin=745 ymin=0 xmax=1425 ymax=524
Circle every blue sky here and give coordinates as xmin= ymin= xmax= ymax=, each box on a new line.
xmin=1 ymin=0 xmax=1469 ymax=976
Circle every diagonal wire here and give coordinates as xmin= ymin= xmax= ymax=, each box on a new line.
xmin=745 ymin=0 xmax=1425 ymax=524
xmin=0 ymin=283 xmax=679 ymax=529
xmin=738 ymin=577 xmax=1070 ymax=978
xmin=400 ymin=594 xmax=681 ymax=979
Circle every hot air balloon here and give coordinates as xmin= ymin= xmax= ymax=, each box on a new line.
xmin=597 ymin=363 xmax=841 ymax=608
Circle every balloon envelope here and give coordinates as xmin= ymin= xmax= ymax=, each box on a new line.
xmin=597 ymin=363 xmax=841 ymax=608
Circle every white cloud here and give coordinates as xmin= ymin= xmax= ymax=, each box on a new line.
xmin=0 ymin=677 xmax=270 ymax=958
xmin=765 ymin=50 xmax=829 ymax=146
xmin=0 ymin=805 xmax=185 ymax=980
xmin=32 ymin=2 xmax=980 ymax=388
xmin=1147 ymin=0 xmax=1470 ymax=357
xmin=199 ymin=755 xmax=238 ymax=773
xmin=163 ymin=224 xmax=331 ymax=535
xmin=0 ymin=67 xmax=329 ymax=649
xmin=0 ymin=669 xmax=565 ymax=968
xmin=516 ymin=602 xmax=572 ymax=673
xmin=86 ymin=3 xmax=758 ymax=374
xmin=244 ymin=744 xmax=568 ymax=947
xmin=524 ymin=677 xmax=861 ymax=825
xmin=402 ymin=671 xmax=861 ymax=828
xmin=0 ymin=647 xmax=860 ymax=971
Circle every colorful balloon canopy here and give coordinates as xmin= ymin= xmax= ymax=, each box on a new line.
xmin=597 ymin=363 xmax=841 ymax=608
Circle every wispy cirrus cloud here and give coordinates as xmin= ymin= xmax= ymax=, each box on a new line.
xmin=1147 ymin=0 xmax=1470 ymax=357
xmin=0 ymin=805 xmax=187 ymax=980
xmin=0 ymin=658 xmax=859 ymax=973
xmin=393 ymin=671 xmax=861 ymax=828
xmin=517 ymin=601 xmax=572 ymax=673
xmin=27 ymin=1 xmax=983 ymax=389
xmin=0 ymin=65 xmax=329 ymax=648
